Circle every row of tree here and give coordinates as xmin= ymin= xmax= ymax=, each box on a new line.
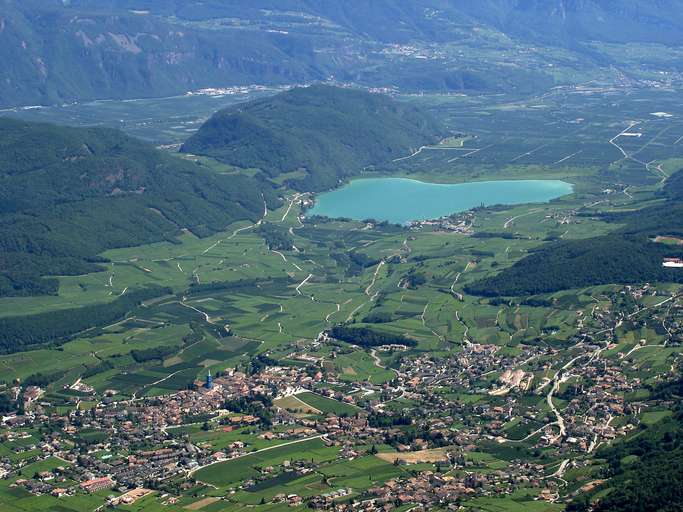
xmin=0 ymin=286 xmax=170 ymax=353
xmin=329 ymin=325 xmax=417 ymax=348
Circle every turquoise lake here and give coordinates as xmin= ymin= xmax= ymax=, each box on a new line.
xmin=308 ymin=178 xmax=573 ymax=225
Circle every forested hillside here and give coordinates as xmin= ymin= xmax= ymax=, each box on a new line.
xmin=0 ymin=118 xmax=279 ymax=297
xmin=467 ymin=170 xmax=683 ymax=297
xmin=182 ymin=85 xmax=443 ymax=191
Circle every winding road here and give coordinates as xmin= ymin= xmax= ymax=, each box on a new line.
xmin=504 ymin=208 xmax=542 ymax=229
xmin=295 ymin=274 xmax=313 ymax=295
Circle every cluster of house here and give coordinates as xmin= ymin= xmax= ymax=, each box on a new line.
xmin=3 ymin=283 xmax=682 ymax=508
xmin=307 ymin=465 xmax=560 ymax=511
xmin=409 ymin=211 xmax=475 ymax=234
xmin=118 ymin=366 xmax=325 ymax=428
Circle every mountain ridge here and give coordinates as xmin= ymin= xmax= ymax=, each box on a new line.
xmin=2 ymin=0 xmax=683 ymax=107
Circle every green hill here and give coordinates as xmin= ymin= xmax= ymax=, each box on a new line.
xmin=466 ymin=170 xmax=683 ymax=297
xmin=181 ymin=85 xmax=444 ymax=191
xmin=0 ymin=118 xmax=279 ymax=297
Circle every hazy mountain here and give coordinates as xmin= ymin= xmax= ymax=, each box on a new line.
xmin=2 ymin=0 xmax=683 ymax=107
xmin=452 ymin=0 xmax=683 ymax=46
xmin=71 ymin=0 xmax=683 ymax=46
xmin=0 ymin=0 xmax=326 ymax=107
xmin=181 ymin=85 xmax=444 ymax=191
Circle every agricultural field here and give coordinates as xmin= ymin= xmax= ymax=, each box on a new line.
xmin=293 ymin=393 xmax=360 ymax=417
xmin=2 ymin=88 xmax=282 ymax=145
xmin=194 ymin=438 xmax=336 ymax=487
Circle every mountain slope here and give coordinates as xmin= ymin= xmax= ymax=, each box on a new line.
xmin=181 ymin=85 xmax=444 ymax=191
xmin=73 ymin=0 xmax=683 ymax=47
xmin=3 ymin=0 xmax=683 ymax=107
xmin=0 ymin=0 xmax=324 ymax=107
xmin=0 ymin=118 xmax=279 ymax=297
xmin=451 ymin=0 xmax=683 ymax=46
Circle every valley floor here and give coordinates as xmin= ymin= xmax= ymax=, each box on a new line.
xmin=2 ymin=85 xmax=683 ymax=511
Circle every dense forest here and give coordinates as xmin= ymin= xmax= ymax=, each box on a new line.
xmin=186 ymin=278 xmax=292 ymax=297
xmin=0 ymin=118 xmax=280 ymax=297
xmin=182 ymin=85 xmax=444 ymax=191
xmin=467 ymin=171 xmax=683 ymax=297
xmin=466 ymin=233 xmax=683 ymax=297
xmin=329 ymin=325 xmax=417 ymax=348
xmin=258 ymin=223 xmax=294 ymax=251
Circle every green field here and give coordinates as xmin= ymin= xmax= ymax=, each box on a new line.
xmin=194 ymin=438 xmax=337 ymax=487
xmin=295 ymin=393 xmax=361 ymax=416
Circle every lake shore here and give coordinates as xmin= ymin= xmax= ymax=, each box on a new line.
xmin=308 ymin=177 xmax=574 ymax=225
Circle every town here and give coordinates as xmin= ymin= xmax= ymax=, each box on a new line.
xmin=2 ymin=281 xmax=680 ymax=510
